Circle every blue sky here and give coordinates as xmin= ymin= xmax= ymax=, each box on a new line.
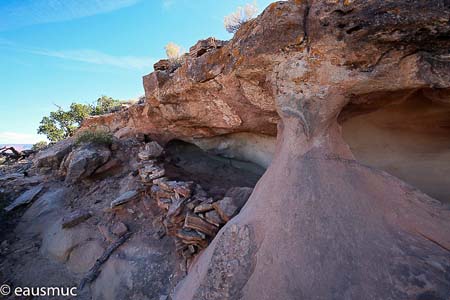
xmin=0 ymin=0 xmax=273 ymax=144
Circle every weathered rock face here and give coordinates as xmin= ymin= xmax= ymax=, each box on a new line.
xmin=169 ymin=1 xmax=450 ymax=300
xmin=15 ymin=0 xmax=450 ymax=299
xmin=81 ymin=1 xmax=310 ymax=141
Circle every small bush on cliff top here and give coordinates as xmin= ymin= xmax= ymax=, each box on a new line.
xmin=224 ymin=1 xmax=258 ymax=33
xmin=165 ymin=42 xmax=181 ymax=60
xmin=165 ymin=42 xmax=185 ymax=67
xmin=74 ymin=130 xmax=113 ymax=147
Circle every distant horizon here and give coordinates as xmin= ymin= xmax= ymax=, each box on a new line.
xmin=0 ymin=144 xmax=33 ymax=150
xmin=0 ymin=0 xmax=273 ymax=145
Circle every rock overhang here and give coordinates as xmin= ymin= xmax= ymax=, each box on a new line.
xmin=79 ymin=0 xmax=450 ymax=200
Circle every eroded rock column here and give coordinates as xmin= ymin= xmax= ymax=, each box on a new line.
xmin=173 ymin=1 xmax=450 ymax=299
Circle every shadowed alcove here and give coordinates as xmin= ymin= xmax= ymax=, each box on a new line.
xmin=340 ymin=89 xmax=450 ymax=204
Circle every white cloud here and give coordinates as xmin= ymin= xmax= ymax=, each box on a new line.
xmin=0 ymin=0 xmax=142 ymax=31
xmin=29 ymin=48 xmax=154 ymax=70
xmin=0 ymin=38 xmax=154 ymax=70
xmin=0 ymin=132 xmax=46 ymax=144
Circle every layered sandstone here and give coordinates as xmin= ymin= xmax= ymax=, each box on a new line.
xmin=78 ymin=0 xmax=450 ymax=299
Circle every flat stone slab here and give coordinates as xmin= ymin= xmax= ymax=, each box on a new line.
xmin=4 ymin=185 xmax=44 ymax=212
xmin=62 ymin=210 xmax=92 ymax=229
xmin=194 ymin=203 xmax=214 ymax=214
xmin=110 ymin=190 xmax=140 ymax=208
xmin=184 ymin=213 xmax=218 ymax=237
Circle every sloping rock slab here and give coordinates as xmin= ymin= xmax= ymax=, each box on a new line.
xmin=62 ymin=210 xmax=92 ymax=229
xmin=4 ymin=185 xmax=44 ymax=212
xmin=111 ymin=190 xmax=140 ymax=208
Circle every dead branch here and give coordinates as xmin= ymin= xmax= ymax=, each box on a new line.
xmin=0 ymin=147 xmax=36 ymax=162
xmin=79 ymin=231 xmax=132 ymax=290
xmin=0 ymin=147 xmax=21 ymax=158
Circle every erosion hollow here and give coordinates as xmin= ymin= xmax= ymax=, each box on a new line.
xmin=163 ymin=140 xmax=266 ymax=199
xmin=340 ymin=89 xmax=450 ymax=204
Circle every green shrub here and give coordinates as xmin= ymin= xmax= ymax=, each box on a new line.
xmin=75 ymin=130 xmax=113 ymax=147
xmin=32 ymin=141 xmax=49 ymax=151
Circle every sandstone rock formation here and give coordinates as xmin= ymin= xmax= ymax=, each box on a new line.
xmin=2 ymin=1 xmax=450 ymax=300
xmin=169 ymin=1 xmax=450 ymax=299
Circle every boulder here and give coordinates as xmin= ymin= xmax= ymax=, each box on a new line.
xmin=64 ymin=144 xmax=111 ymax=184
xmin=34 ymin=139 xmax=73 ymax=170
xmin=138 ymin=141 xmax=164 ymax=160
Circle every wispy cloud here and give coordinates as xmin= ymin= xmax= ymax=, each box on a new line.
xmin=0 ymin=0 xmax=142 ymax=31
xmin=0 ymin=38 xmax=154 ymax=70
xmin=28 ymin=48 xmax=154 ymax=70
xmin=0 ymin=131 xmax=46 ymax=144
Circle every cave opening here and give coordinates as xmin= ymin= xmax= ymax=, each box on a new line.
xmin=163 ymin=139 xmax=266 ymax=199
xmin=339 ymin=89 xmax=450 ymax=204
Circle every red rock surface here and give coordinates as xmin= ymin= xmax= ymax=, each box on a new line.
xmin=77 ymin=0 xmax=450 ymax=299
xmin=170 ymin=1 xmax=450 ymax=299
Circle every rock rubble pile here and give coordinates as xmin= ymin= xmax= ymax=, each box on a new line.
xmin=133 ymin=142 xmax=253 ymax=265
